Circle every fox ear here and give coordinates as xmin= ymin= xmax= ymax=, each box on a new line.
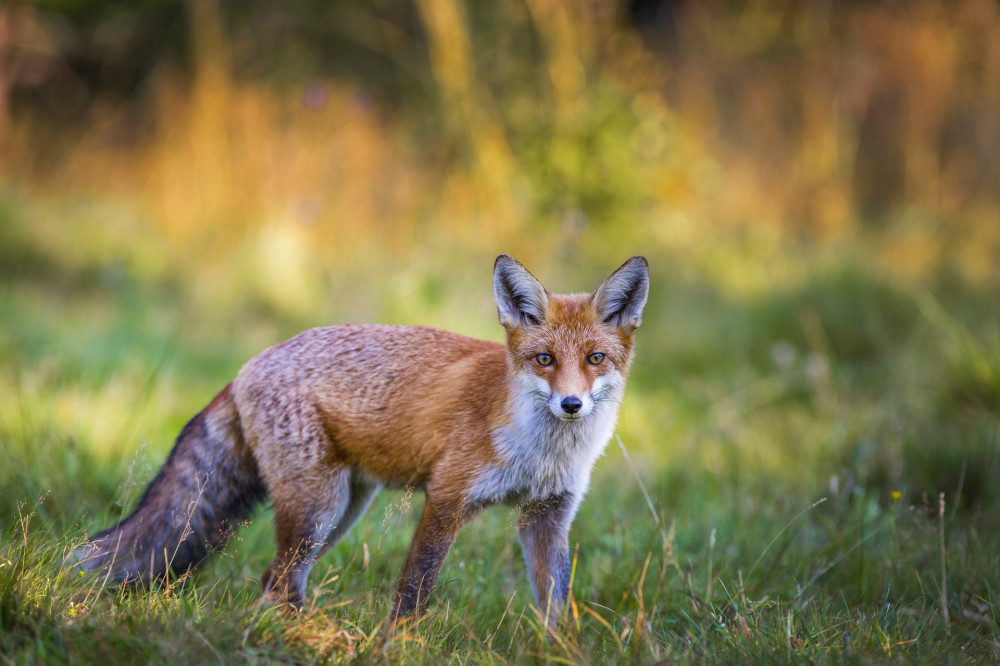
xmin=592 ymin=256 xmax=649 ymax=331
xmin=494 ymin=255 xmax=549 ymax=329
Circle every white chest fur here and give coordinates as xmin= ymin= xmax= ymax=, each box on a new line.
xmin=469 ymin=371 xmax=623 ymax=505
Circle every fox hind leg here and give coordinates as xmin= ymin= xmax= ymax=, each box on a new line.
xmin=262 ymin=467 xmax=352 ymax=607
xmin=315 ymin=471 xmax=380 ymax=560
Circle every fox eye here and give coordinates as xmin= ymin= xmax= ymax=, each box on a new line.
xmin=535 ymin=353 xmax=554 ymax=367
xmin=587 ymin=352 xmax=606 ymax=365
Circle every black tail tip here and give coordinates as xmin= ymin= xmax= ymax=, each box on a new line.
xmin=65 ymin=541 xmax=103 ymax=573
xmin=64 ymin=537 xmax=144 ymax=587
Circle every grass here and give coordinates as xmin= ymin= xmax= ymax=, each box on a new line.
xmin=1 ymin=195 xmax=999 ymax=664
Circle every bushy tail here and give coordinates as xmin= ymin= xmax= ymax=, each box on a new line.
xmin=69 ymin=384 xmax=267 ymax=586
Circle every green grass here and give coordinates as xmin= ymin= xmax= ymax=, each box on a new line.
xmin=2 ymin=200 xmax=999 ymax=663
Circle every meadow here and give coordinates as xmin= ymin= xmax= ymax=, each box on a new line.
xmin=2 ymin=0 xmax=1000 ymax=663
xmin=3 ymin=196 xmax=999 ymax=663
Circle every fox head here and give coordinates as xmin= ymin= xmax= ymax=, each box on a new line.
xmin=493 ymin=255 xmax=649 ymax=422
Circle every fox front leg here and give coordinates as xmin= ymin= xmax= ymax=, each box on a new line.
xmin=389 ymin=496 xmax=469 ymax=628
xmin=518 ymin=493 xmax=579 ymax=631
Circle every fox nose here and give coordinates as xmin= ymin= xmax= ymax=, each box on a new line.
xmin=560 ymin=396 xmax=583 ymax=415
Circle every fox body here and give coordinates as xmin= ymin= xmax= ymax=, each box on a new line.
xmin=72 ymin=255 xmax=649 ymax=628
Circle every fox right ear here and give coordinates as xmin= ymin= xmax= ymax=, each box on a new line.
xmin=493 ymin=255 xmax=549 ymax=329
xmin=592 ymin=256 xmax=649 ymax=331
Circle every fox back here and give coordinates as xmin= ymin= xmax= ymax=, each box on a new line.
xmin=71 ymin=255 xmax=649 ymax=631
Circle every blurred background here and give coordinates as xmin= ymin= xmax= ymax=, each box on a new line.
xmin=4 ymin=0 xmax=999 ymax=294
xmin=1 ymin=0 xmax=999 ymax=547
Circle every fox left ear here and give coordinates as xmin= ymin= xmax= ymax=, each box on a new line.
xmin=592 ymin=256 xmax=649 ymax=331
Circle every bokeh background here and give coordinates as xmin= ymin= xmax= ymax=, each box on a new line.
xmin=4 ymin=0 xmax=999 ymax=296
xmin=2 ymin=0 xmax=999 ymax=661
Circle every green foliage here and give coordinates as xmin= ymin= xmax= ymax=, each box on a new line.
xmin=742 ymin=265 xmax=920 ymax=365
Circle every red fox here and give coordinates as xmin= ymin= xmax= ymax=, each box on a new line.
xmin=71 ymin=255 xmax=649 ymax=629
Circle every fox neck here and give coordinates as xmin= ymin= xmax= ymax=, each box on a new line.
xmin=470 ymin=368 xmax=624 ymax=506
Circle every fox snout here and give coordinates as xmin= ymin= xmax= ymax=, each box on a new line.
xmin=549 ymin=391 xmax=593 ymax=421
xmin=545 ymin=370 xmax=625 ymax=422
xmin=560 ymin=396 xmax=583 ymax=415
xmin=547 ymin=371 xmax=624 ymax=421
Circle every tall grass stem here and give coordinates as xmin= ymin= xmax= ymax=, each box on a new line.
xmin=939 ymin=492 xmax=950 ymax=635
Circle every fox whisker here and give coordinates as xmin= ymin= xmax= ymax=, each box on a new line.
xmin=591 ymin=387 xmax=621 ymax=405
